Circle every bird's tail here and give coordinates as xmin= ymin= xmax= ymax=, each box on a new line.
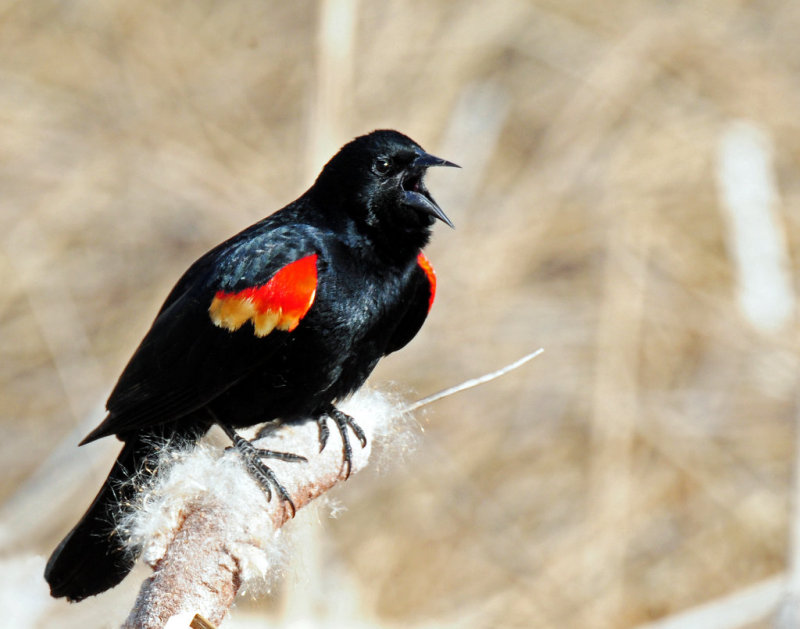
xmin=44 ymin=430 xmax=184 ymax=601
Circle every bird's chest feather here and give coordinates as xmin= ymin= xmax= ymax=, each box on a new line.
xmin=310 ymin=258 xmax=409 ymax=357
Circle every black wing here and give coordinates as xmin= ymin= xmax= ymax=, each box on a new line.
xmin=82 ymin=221 xmax=321 ymax=442
xmin=384 ymin=253 xmax=436 ymax=355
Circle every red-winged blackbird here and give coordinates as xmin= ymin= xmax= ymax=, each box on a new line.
xmin=44 ymin=129 xmax=457 ymax=602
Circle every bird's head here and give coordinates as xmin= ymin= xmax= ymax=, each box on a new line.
xmin=312 ymin=130 xmax=458 ymax=252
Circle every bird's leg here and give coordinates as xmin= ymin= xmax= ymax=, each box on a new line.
xmin=218 ymin=421 xmax=306 ymax=516
xmin=320 ymin=404 xmax=368 ymax=479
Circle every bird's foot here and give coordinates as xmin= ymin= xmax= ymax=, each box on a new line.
xmin=220 ymin=423 xmax=307 ymax=516
xmin=318 ymin=405 xmax=368 ymax=479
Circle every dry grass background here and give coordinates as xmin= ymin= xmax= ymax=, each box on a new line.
xmin=1 ymin=1 xmax=800 ymax=627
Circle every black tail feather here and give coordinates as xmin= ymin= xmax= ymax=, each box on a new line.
xmin=44 ymin=435 xmax=158 ymax=601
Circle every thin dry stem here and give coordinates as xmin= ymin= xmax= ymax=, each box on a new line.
xmin=402 ymin=348 xmax=544 ymax=413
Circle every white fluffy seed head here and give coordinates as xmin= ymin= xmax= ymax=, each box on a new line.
xmin=113 ymin=387 xmax=415 ymax=593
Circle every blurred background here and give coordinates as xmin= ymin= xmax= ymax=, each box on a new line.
xmin=2 ymin=1 xmax=800 ymax=627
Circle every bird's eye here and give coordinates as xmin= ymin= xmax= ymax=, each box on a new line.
xmin=372 ymin=156 xmax=392 ymax=175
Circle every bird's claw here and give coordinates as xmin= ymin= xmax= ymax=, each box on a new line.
xmin=254 ymin=448 xmax=307 ymax=463
xmin=319 ymin=406 xmax=368 ymax=479
xmin=221 ymin=423 xmax=305 ymax=516
xmin=317 ymin=415 xmax=330 ymax=453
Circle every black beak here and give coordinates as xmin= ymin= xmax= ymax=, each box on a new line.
xmin=412 ymin=152 xmax=461 ymax=171
xmin=404 ymin=151 xmax=459 ymax=228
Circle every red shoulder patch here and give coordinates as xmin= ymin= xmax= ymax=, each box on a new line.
xmin=209 ymin=254 xmax=318 ymax=337
xmin=417 ymin=252 xmax=436 ymax=312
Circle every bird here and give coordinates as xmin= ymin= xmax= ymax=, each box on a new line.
xmin=44 ymin=129 xmax=458 ymax=602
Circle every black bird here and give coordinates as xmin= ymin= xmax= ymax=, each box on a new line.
xmin=44 ymin=129 xmax=457 ymax=601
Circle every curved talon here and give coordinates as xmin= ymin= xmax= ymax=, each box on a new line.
xmin=317 ymin=416 xmax=330 ymax=453
xmin=324 ymin=405 xmax=368 ymax=479
xmin=350 ymin=418 xmax=367 ymax=448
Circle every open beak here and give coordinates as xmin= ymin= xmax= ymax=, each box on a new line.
xmin=403 ymin=151 xmax=459 ymax=228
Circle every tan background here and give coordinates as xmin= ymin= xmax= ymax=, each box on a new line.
xmin=2 ymin=1 xmax=799 ymax=627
